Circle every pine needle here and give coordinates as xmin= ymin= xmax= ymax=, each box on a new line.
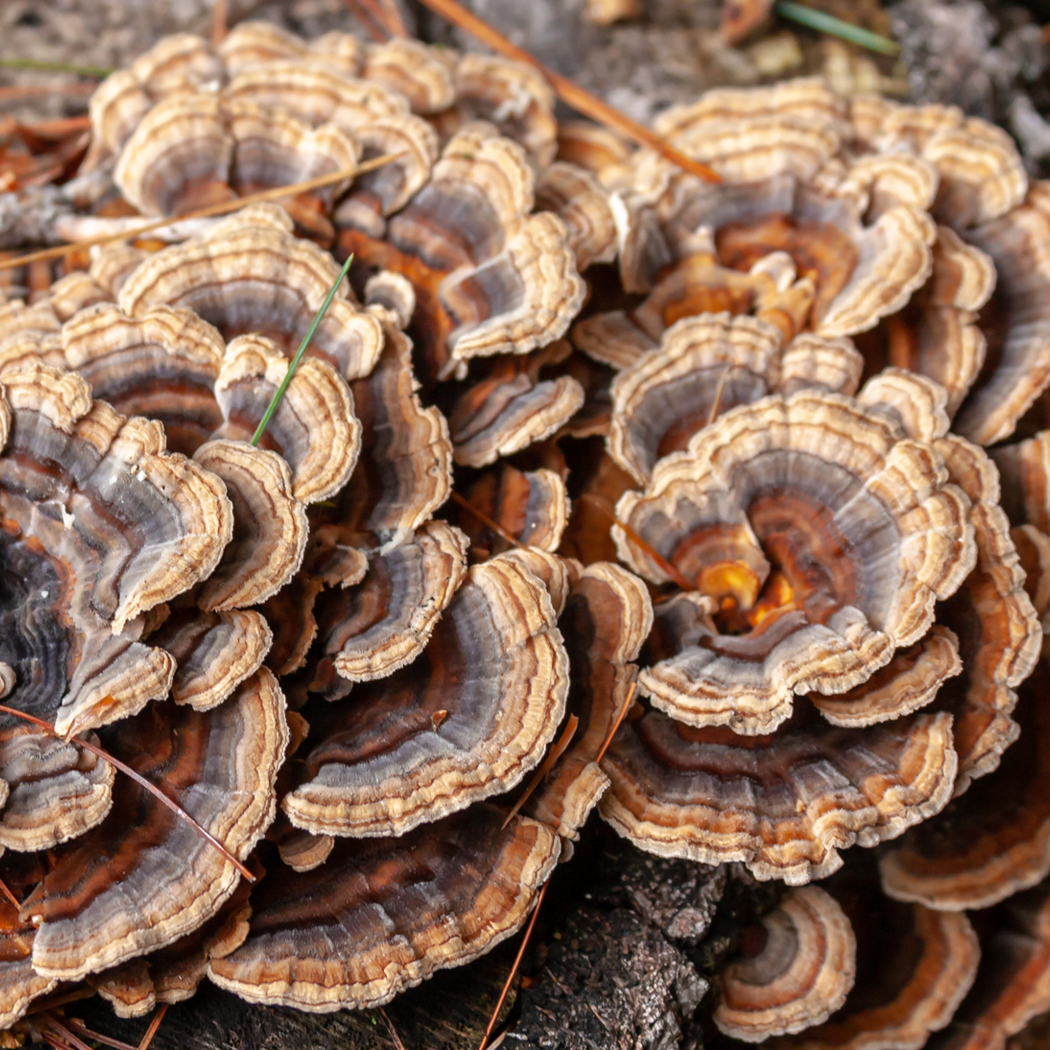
xmin=40 ymin=1017 xmax=94 ymax=1050
xmin=251 ymin=251 xmax=354 ymax=446
xmin=595 ymin=680 xmax=637 ymax=764
xmin=0 ymin=150 xmax=403 ymax=273
xmin=774 ymin=2 xmax=900 ymax=55
xmin=501 ymin=714 xmax=579 ymax=829
xmin=137 ymin=1004 xmax=169 ymax=1050
xmin=0 ymin=703 xmax=255 ymax=882
xmin=478 ymin=881 xmax=550 ymax=1050
xmin=449 ymin=491 xmax=529 ymax=552
xmin=581 ymin=494 xmax=696 ymax=592
xmin=0 ymin=875 xmax=20 ymax=910
xmin=63 ymin=1020 xmax=139 ymax=1050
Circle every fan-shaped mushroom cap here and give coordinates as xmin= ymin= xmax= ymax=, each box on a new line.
xmin=0 ymin=856 xmax=55 ymax=1026
xmin=854 ymin=225 xmax=995 ymax=419
xmin=218 ymin=22 xmax=362 ymax=78
xmin=849 ymin=97 xmax=1028 ymax=229
xmin=192 ymin=439 xmax=308 ymax=612
xmin=339 ymin=125 xmax=585 ymax=381
xmin=556 ymin=119 xmax=633 ymax=174
xmin=283 ymin=553 xmax=568 ymax=837
xmin=315 ymin=519 xmax=468 ymax=683
xmin=930 ymin=882 xmax=1050 ymax=1050
xmin=653 ymin=78 xmax=849 ymax=184
xmin=113 ymin=94 xmax=359 ymax=218
xmin=880 ymin=667 xmax=1050 ymax=912
xmin=208 ymin=803 xmax=558 ymax=1011
xmin=150 ymin=608 xmax=273 ymax=711
xmin=447 ymin=54 xmax=557 ymax=167
xmin=89 ymin=243 xmax=149 ymax=300
xmin=453 ymin=464 xmax=570 ymax=556
xmin=224 ymin=62 xmax=409 ymax=130
xmin=525 ymin=560 xmax=653 ymax=841
xmin=931 ymin=435 xmax=1041 ymax=791
xmin=258 ymin=535 xmax=368 ymax=680
xmin=449 ymin=348 xmax=585 ymax=467
xmin=600 ymin=701 xmax=957 ymax=883
xmin=535 ymin=162 xmax=617 ymax=271
xmin=0 ymin=729 xmax=114 ymax=851
xmin=715 ymin=885 xmax=856 ymax=1041
xmin=88 ymin=854 xmax=261 ymax=1017
xmin=498 ymin=546 xmax=571 ymax=618
xmin=768 ymin=886 xmax=980 ymax=1050
xmin=87 ymin=32 xmax=224 ymax=161
xmin=60 ymin=303 xmax=226 ymax=456
xmin=56 ymin=308 xmax=353 ymax=615
xmin=361 ymin=38 xmax=455 ymax=115
xmin=952 ymin=183 xmax=1050 ymax=446
xmin=0 ymin=363 xmax=233 ymax=737
xmin=614 ymin=391 xmax=974 ymax=734
xmin=333 ymin=113 xmax=439 ymax=231
xmin=336 ymin=322 xmax=452 ymax=542
xmin=275 ymin=825 xmax=334 ymax=874
xmin=608 ymin=314 xmax=862 ymax=485
xmin=993 ymin=432 xmax=1050 ymax=537
xmin=22 ymin=668 xmax=287 ymax=981
xmin=117 ymin=206 xmax=383 ymax=381
xmin=212 ymin=333 xmax=360 ymax=505
xmin=807 ymin=626 xmax=962 ymax=729
xmin=46 ymin=272 xmax=113 ymax=321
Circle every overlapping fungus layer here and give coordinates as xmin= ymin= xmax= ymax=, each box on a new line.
xmin=1 ymin=20 xmax=1050 ymax=1048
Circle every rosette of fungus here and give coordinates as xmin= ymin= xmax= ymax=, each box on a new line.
xmin=724 ymin=858 xmax=981 ymax=1050
xmin=595 ymin=378 xmax=989 ymax=884
xmin=0 ymin=362 xmax=288 ymax=1025
xmin=568 ymin=78 xmax=1050 ymax=453
xmin=337 ymin=122 xmax=585 ymax=383
xmin=207 ymin=550 xmax=653 ymax=1012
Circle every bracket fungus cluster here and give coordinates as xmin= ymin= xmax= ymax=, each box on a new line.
xmin=6 ymin=16 xmax=1050 ymax=1048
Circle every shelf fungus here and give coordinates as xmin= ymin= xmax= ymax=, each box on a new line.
xmin=205 ymin=557 xmax=647 ymax=1012
xmin=116 ymin=205 xmax=383 ymax=382
xmin=437 ymin=54 xmax=558 ymax=168
xmin=207 ymin=803 xmax=559 ymax=1012
xmin=338 ymin=124 xmax=585 ymax=382
xmin=714 ymin=885 xmax=857 ymax=1041
xmin=930 ymin=879 xmax=1050 ymax=1050
xmin=607 ymin=313 xmax=862 ymax=485
xmin=51 ymin=302 xmax=362 ymax=609
xmin=283 ymin=553 xmax=568 ymax=838
xmin=451 ymin=463 xmax=570 ymax=557
xmin=613 ymin=390 xmax=974 ymax=734
xmin=534 ymin=162 xmax=618 ymax=272
xmin=880 ymin=666 xmax=1050 ymax=913
xmin=763 ymin=870 xmax=980 ymax=1050
xmin=447 ymin=341 xmax=585 ymax=467
xmin=331 ymin=304 xmax=452 ymax=544
xmin=599 ymin=700 xmax=958 ymax=884
xmin=313 ymin=519 xmax=469 ymax=683
xmin=0 ymin=363 xmax=232 ymax=742
xmin=87 ymin=855 xmax=262 ymax=1018
xmin=589 ymin=87 xmax=935 ymax=346
xmin=113 ymin=93 xmax=360 ymax=226
xmin=22 ymin=670 xmax=287 ymax=981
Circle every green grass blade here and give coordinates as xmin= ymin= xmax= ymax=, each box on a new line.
xmin=251 ymin=252 xmax=354 ymax=447
xmin=774 ymin=1 xmax=900 ymax=55
xmin=0 ymin=57 xmax=115 ymax=77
